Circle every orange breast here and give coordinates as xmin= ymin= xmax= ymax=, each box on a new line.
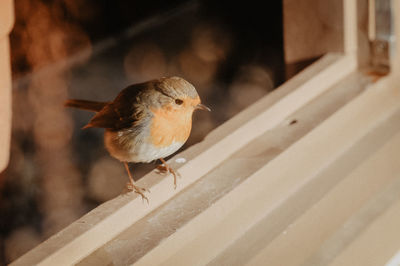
xmin=149 ymin=105 xmax=193 ymax=148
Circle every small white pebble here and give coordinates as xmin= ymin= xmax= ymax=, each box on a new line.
xmin=175 ymin=157 xmax=186 ymax=164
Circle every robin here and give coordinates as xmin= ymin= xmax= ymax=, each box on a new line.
xmin=65 ymin=76 xmax=210 ymax=202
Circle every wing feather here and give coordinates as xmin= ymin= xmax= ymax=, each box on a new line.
xmin=85 ymin=83 xmax=148 ymax=130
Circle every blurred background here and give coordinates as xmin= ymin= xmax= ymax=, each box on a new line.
xmin=0 ymin=0 xmax=285 ymax=263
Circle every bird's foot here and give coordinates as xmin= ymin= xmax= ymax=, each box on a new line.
xmin=157 ymin=163 xmax=180 ymax=189
xmin=126 ymin=182 xmax=150 ymax=203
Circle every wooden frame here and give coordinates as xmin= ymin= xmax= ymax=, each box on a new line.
xmin=11 ymin=0 xmax=400 ymax=265
xmin=0 ymin=0 xmax=14 ymax=172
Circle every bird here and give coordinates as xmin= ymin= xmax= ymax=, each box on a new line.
xmin=65 ymin=76 xmax=210 ymax=202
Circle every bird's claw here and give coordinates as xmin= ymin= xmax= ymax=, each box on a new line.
xmin=126 ymin=182 xmax=150 ymax=203
xmin=157 ymin=164 xmax=180 ymax=189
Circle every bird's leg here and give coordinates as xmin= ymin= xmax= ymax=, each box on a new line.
xmin=124 ymin=162 xmax=149 ymax=203
xmin=157 ymin=158 xmax=180 ymax=189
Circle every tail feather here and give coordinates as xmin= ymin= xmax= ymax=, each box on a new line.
xmin=65 ymin=99 xmax=108 ymax=112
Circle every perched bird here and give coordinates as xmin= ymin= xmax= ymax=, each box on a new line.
xmin=65 ymin=77 xmax=210 ymax=201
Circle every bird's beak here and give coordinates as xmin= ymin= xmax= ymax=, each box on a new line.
xmin=195 ymin=103 xmax=211 ymax=111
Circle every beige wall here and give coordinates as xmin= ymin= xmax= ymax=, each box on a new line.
xmin=283 ymin=0 xmax=344 ymax=64
xmin=283 ymin=0 xmax=370 ymax=77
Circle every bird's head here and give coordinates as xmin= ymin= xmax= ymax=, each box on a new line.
xmin=152 ymin=77 xmax=211 ymax=115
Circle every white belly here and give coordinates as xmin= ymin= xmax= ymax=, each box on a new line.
xmin=128 ymin=141 xmax=184 ymax=162
xmin=104 ymin=130 xmax=184 ymax=163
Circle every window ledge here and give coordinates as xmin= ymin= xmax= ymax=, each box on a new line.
xmin=11 ymin=53 xmax=364 ymax=265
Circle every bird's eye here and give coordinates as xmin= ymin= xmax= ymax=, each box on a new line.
xmin=175 ymin=99 xmax=183 ymax=105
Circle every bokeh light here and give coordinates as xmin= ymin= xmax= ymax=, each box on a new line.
xmin=124 ymin=42 xmax=167 ymax=82
xmin=1 ymin=0 xmax=284 ymax=263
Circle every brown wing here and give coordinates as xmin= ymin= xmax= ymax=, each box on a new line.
xmin=84 ymin=83 xmax=148 ymax=131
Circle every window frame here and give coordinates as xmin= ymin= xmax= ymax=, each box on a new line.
xmin=12 ymin=0 xmax=400 ymax=265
